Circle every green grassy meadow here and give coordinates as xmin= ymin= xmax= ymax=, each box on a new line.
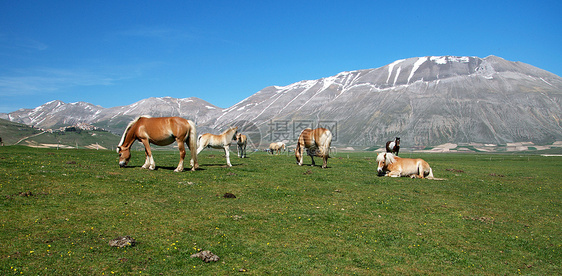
xmin=0 ymin=146 xmax=560 ymax=275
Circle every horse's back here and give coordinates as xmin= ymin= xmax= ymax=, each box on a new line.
xmin=237 ymin=134 xmax=247 ymax=145
xmin=398 ymin=157 xmax=431 ymax=176
xmin=386 ymin=141 xmax=395 ymax=150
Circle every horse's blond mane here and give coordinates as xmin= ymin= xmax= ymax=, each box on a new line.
xmin=376 ymin=152 xmax=396 ymax=164
xmin=376 ymin=152 xmax=385 ymax=163
xmin=221 ymin=126 xmax=238 ymax=135
xmin=118 ymin=115 xmax=151 ymax=146
xmin=386 ymin=153 xmax=396 ymax=164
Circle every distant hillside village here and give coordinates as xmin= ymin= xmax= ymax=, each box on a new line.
xmin=41 ymin=123 xmax=108 ymax=133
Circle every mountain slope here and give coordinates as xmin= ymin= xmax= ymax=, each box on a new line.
xmin=3 ymin=97 xmax=223 ymax=134
xmin=2 ymin=56 xmax=561 ymax=147
xmin=210 ymin=56 xmax=562 ymax=147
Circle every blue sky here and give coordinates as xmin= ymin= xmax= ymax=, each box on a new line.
xmin=1 ymin=0 xmax=561 ymax=113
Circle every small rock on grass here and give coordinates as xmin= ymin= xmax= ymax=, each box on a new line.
xmin=109 ymin=236 xmax=136 ymax=248
xmin=191 ymin=250 xmax=220 ymax=263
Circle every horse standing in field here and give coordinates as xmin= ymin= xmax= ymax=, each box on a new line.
xmin=269 ymin=142 xmax=286 ymax=155
xmin=295 ymin=128 xmax=332 ymax=168
xmin=386 ymin=137 xmax=400 ymax=155
xmin=236 ymin=133 xmax=247 ymax=158
xmin=117 ymin=116 xmax=198 ymax=172
xmin=197 ymin=127 xmax=238 ymax=167
xmin=376 ymin=152 xmax=435 ymax=179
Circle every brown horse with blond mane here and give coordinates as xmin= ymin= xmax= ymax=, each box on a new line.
xmin=295 ymin=128 xmax=332 ymax=168
xmin=376 ymin=152 xmax=436 ymax=179
xmin=117 ymin=116 xmax=198 ymax=172
xmin=197 ymin=127 xmax=238 ymax=167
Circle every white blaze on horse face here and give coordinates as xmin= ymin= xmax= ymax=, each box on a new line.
xmin=118 ymin=148 xmax=131 ymax=167
xmin=377 ymin=160 xmax=384 ymax=174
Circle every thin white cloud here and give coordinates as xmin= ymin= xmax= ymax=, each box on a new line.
xmin=0 ymin=34 xmax=48 ymax=51
xmin=0 ymin=63 xmax=159 ymax=97
xmin=0 ymin=69 xmax=108 ymax=96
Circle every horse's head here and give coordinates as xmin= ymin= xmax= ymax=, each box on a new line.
xmin=230 ymin=127 xmax=239 ymax=140
xmin=376 ymin=152 xmax=396 ymax=176
xmin=117 ymin=146 xmax=131 ymax=168
xmin=376 ymin=152 xmax=386 ymax=175
xmin=395 ymin=137 xmax=400 ymax=145
xmin=295 ymin=143 xmax=302 ymax=164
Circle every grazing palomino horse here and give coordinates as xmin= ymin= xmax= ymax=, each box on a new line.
xmin=117 ymin=116 xmax=198 ymax=172
xmin=197 ymin=127 xmax=238 ymax=167
xmin=386 ymin=137 xmax=400 ymax=155
xmin=295 ymin=128 xmax=332 ymax=168
xmin=236 ymin=133 xmax=247 ymax=158
xmin=376 ymin=152 xmax=435 ymax=179
xmin=269 ymin=142 xmax=286 ymax=155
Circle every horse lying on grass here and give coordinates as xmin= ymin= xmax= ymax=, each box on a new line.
xmin=117 ymin=116 xmax=198 ymax=172
xmin=197 ymin=127 xmax=238 ymax=167
xmin=376 ymin=152 xmax=444 ymax=180
xmin=295 ymin=128 xmax=332 ymax=168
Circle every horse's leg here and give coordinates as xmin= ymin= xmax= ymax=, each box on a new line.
xmin=310 ymin=155 xmax=316 ymax=167
xmin=174 ymin=139 xmax=186 ymax=172
xmin=224 ymin=146 xmax=232 ymax=167
xmin=388 ymin=171 xmax=400 ymax=177
xmin=140 ymin=139 xmax=155 ymax=170
xmin=322 ymin=155 xmax=328 ymax=168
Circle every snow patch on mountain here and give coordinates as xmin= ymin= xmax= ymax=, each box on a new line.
xmin=386 ymin=59 xmax=404 ymax=84
xmin=430 ymin=56 xmax=470 ymax=64
xmin=408 ymin=57 xmax=428 ymax=83
xmin=393 ymin=66 xmax=402 ymax=86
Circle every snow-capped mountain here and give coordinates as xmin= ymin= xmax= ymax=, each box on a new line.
xmin=3 ymin=55 xmax=562 ymax=147
xmin=3 ymin=97 xmax=222 ymax=134
xmin=209 ymin=55 xmax=562 ymax=146
xmin=6 ymin=100 xmax=105 ymax=128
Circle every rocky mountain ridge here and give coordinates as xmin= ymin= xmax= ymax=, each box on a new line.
xmin=3 ymin=97 xmax=222 ymax=134
xmin=2 ymin=55 xmax=562 ymax=147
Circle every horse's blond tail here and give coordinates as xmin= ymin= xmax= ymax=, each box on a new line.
xmin=425 ymin=168 xmax=446 ymax=180
xmin=318 ymin=130 xmax=333 ymax=158
xmin=428 ymin=167 xmax=434 ymax=178
xmin=188 ymin=120 xmax=198 ymax=170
